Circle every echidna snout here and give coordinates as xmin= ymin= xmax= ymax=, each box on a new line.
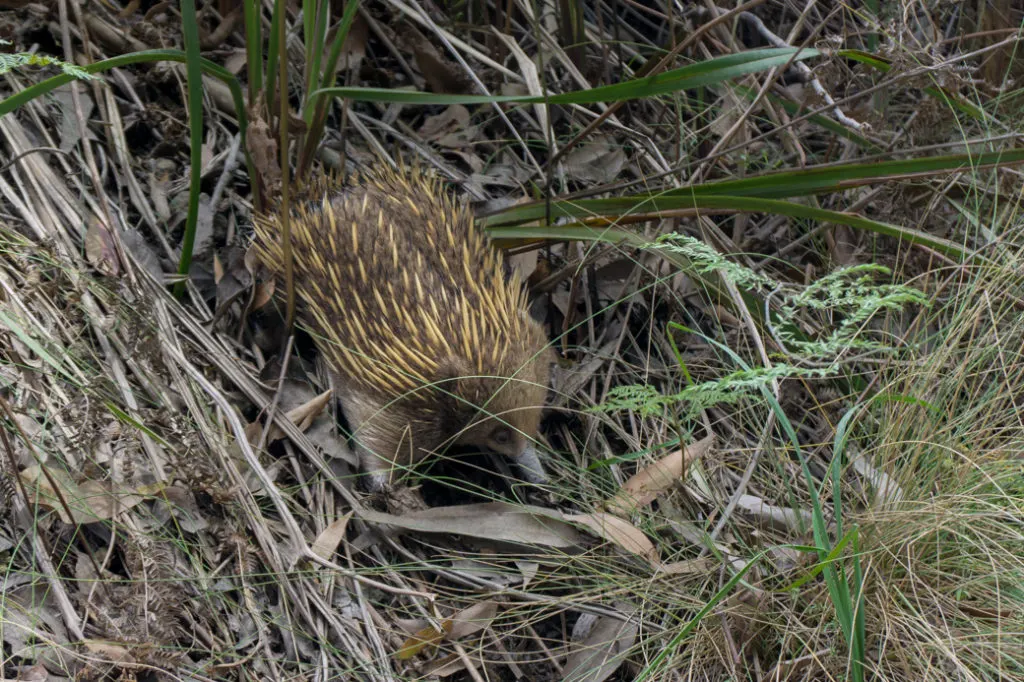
xmin=450 ymin=361 xmax=553 ymax=485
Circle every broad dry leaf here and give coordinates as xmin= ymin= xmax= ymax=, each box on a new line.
xmin=84 ymin=218 xmax=119 ymax=277
xmin=447 ymin=600 xmax=498 ymax=640
xmin=657 ymin=557 xmax=718 ymax=575
xmin=403 ymin=25 xmax=470 ymax=94
xmin=422 ymin=652 xmax=467 ymax=677
xmin=562 ymin=137 xmax=627 ymax=185
xmin=359 ymin=502 xmax=584 ymax=548
xmin=851 ymin=453 xmax=905 ymax=507
xmin=396 ymin=601 xmax=497 ymax=662
xmin=311 ymin=512 xmax=353 ymax=561
xmin=565 ymin=512 xmax=659 ymax=565
xmin=516 ymin=560 xmax=539 ymax=587
xmin=397 ymin=620 xmax=452 ymax=660
xmin=418 ymin=105 xmax=470 ymax=140
xmin=562 ymin=608 xmax=638 ymax=682
xmin=81 ymin=639 xmax=136 ymax=664
xmin=735 ymin=494 xmax=813 ymax=533
xmin=20 ymin=466 xmax=145 ymax=524
xmin=606 ymin=434 xmax=714 ymax=517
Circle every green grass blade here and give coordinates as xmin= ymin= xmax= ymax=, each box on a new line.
xmin=243 ymin=0 xmax=263 ymax=97
xmin=311 ymin=47 xmax=819 ymax=106
xmin=174 ymin=0 xmax=204 ymax=298
xmin=485 ymin=194 xmax=969 ymax=260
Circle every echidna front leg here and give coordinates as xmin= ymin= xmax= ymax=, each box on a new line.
xmin=335 ymin=385 xmax=410 ymax=492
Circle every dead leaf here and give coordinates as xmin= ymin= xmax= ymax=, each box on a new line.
xmin=734 ymin=494 xmax=814 ymax=533
xmin=656 ymin=557 xmax=717 ymax=575
xmin=605 ymin=435 xmax=714 ymax=517
xmin=19 ymin=466 xmax=145 ymax=524
xmin=403 ymin=25 xmax=471 ymax=94
xmin=359 ymin=502 xmax=585 ymax=548
xmin=850 ymin=453 xmax=904 ymax=507
xmin=245 ymin=103 xmax=281 ymax=198
xmin=447 ymin=600 xmax=498 ymax=640
xmin=563 ymin=137 xmax=627 ymax=184
xmin=246 ymin=390 xmax=333 ymax=446
xmin=418 ymin=105 xmax=470 ymax=140
xmin=562 ymin=607 xmax=638 ymax=682
xmin=81 ymin=639 xmax=136 ymax=664
xmin=119 ymin=228 xmax=164 ymax=284
xmin=515 ymin=560 xmax=539 ymax=587
xmin=84 ymin=218 xmax=120 ymax=277
xmin=13 ymin=663 xmax=49 ymax=681
xmin=396 ymin=601 xmax=498 ymax=661
xmin=311 ymin=512 xmax=353 ymax=561
xmin=397 ymin=620 xmax=453 ymax=660
xmin=565 ymin=512 xmax=659 ymax=565
xmin=422 ymin=652 xmax=468 ymax=677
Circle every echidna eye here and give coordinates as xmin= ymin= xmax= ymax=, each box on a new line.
xmin=491 ymin=428 xmax=512 ymax=445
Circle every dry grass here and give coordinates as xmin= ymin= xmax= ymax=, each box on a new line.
xmin=0 ymin=1 xmax=1022 ymax=681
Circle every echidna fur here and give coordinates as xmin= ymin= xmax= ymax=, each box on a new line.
xmin=252 ymin=163 xmax=553 ymax=491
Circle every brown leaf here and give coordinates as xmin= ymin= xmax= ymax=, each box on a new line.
xmin=563 ymin=137 xmax=627 ymax=184
xmin=562 ymin=607 xmax=638 ymax=682
xmin=81 ymin=639 xmax=136 ymax=664
xmin=565 ymin=512 xmax=659 ymax=565
xmin=19 ymin=467 xmax=147 ymax=524
xmin=245 ymin=104 xmax=281 ymax=198
xmin=359 ymin=502 xmax=585 ymax=548
xmin=447 ymin=600 xmax=498 ymax=640
xmin=403 ymin=25 xmax=471 ymax=94
xmin=84 ymin=218 xmax=120 ymax=277
xmin=247 ymin=390 xmax=333 ymax=446
xmin=395 ymin=601 xmax=498 ymax=661
xmin=734 ymin=494 xmax=814 ymax=533
xmin=605 ymin=435 xmax=714 ymax=517
xmin=397 ymin=620 xmax=452 ymax=660
xmin=311 ymin=512 xmax=353 ymax=561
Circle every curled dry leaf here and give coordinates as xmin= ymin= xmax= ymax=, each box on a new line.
xmin=565 ymin=512 xmax=659 ymax=566
xmin=84 ymin=217 xmax=120 ymax=277
xmin=562 ymin=606 xmax=639 ymax=682
xmin=19 ymin=466 xmax=150 ymax=524
xmin=358 ymin=502 xmax=584 ymax=548
xmin=734 ymin=494 xmax=814 ymax=533
xmin=245 ymin=105 xmax=281 ymax=198
xmin=403 ymin=25 xmax=471 ymax=94
xmin=311 ymin=512 xmax=353 ymax=561
xmin=851 ymin=453 xmax=905 ymax=507
xmin=396 ymin=600 xmax=498 ymax=661
xmin=605 ymin=434 xmax=714 ymax=517
xmin=396 ymin=620 xmax=453 ymax=660
xmin=563 ymin=137 xmax=627 ymax=185
xmin=81 ymin=639 xmax=136 ymax=665
xmin=246 ymin=390 xmax=333 ymax=446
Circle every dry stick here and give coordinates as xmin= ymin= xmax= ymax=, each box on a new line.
xmin=542 ymin=0 xmax=769 ymax=176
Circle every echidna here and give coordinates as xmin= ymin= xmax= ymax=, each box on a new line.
xmin=253 ymin=164 xmax=553 ymax=492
